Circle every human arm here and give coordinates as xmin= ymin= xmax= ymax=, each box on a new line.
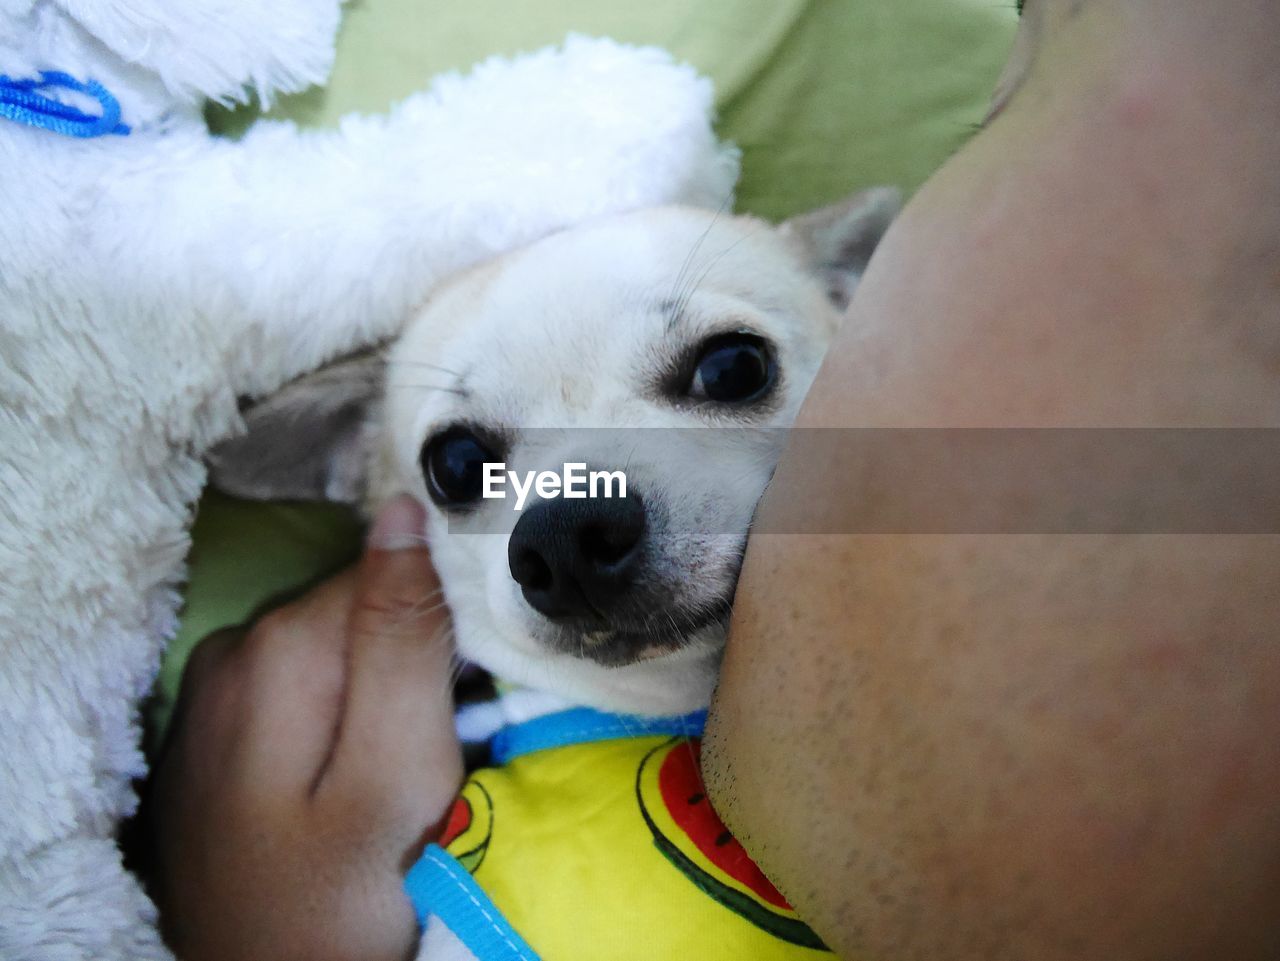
xmin=702 ymin=2 xmax=1280 ymax=958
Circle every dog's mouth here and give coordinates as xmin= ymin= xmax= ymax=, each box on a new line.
xmin=542 ymin=598 xmax=733 ymax=667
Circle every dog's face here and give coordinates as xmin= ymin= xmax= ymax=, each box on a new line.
xmin=212 ymin=191 xmax=898 ymax=714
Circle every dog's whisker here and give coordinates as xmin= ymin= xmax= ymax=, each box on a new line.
xmin=386 ymin=359 xmax=466 ymax=378
xmin=409 ymin=600 xmax=450 ymax=621
xmin=668 ymin=201 xmax=721 ymax=299
xmin=385 ymin=382 xmax=469 ymax=398
xmin=395 ymin=587 xmax=449 ymax=625
xmin=671 ymin=224 xmax=768 ymax=323
xmin=390 ymin=531 xmax=436 ymax=552
xmin=665 ymin=192 xmax=733 ymax=330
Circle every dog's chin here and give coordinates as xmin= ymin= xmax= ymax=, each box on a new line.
xmin=539 ymin=602 xmax=731 ymax=668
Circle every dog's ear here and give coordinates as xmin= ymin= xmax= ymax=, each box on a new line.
xmin=208 ymin=351 xmax=385 ymax=504
xmin=782 ymin=186 xmax=902 ymax=310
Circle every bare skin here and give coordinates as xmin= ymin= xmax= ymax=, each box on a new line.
xmin=702 ymin=1 xmax=1280 ymax=959
xmin=149 ymin=496 xmax=461 ymax=961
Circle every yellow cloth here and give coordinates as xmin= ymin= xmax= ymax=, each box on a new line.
xmin=421 ymin=721 xmax=830 ymax=959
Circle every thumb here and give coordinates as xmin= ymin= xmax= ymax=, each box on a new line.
xmin=319 ymin=494 xmax=461 ymax=812
xmin=354 ymin=493 xmax=441 ymax=640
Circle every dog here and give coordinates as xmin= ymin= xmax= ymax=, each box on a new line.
xmin=210 ymin=189 xmax=899 ymax=960
xmin=212 ymin=189 xmax=898 ymax=715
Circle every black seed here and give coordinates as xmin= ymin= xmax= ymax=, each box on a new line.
xmin=714 ymin=830 xmax=734 ymax=847
xmin=687 ymin=793 xmax=704 ymax=805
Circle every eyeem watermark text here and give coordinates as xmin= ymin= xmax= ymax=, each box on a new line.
xmin=483 ymin=462 xmax=627 ymax=510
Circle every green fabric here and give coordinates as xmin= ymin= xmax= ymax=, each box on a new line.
xmin=151 ymin=493 xmax=362 ymax=735
xmin=164 ymin=0 xmax=1015 ymax=738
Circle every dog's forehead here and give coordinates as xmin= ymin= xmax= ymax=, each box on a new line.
xmin=478 ymin=208 xmax=782 ymax=332
xmin=394 ymin=208 xmax=806 ymax=419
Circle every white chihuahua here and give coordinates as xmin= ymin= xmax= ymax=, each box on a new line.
xmin=212 ymin=189 xmax=899 ymax=718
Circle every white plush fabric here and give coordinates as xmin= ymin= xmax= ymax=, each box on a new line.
xmin=0 ymin=2 xmax=738 ymax=957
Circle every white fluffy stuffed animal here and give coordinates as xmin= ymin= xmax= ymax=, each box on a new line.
xmin=0 ymin=2 xmax=737 ymax=957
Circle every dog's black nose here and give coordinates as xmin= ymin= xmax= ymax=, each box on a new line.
xmin=508 ymin=492 xmax=645 ymax=621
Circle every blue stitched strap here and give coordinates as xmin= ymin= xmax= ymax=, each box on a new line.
xmin=0 ymin=71 xmax=130 ymax=137
xmin=405 ymin=844 xmax=542 ymax=961
xmin=490 ymin=706 xmax=707 ymax=765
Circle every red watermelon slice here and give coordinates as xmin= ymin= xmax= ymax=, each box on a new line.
xmin=636 ymin=737 xmax=829 ymax=951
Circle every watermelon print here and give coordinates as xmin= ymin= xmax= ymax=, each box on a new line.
xmin=635 ymin=738 xmax=830 ymax=951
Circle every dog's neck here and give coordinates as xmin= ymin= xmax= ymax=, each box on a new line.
xmin=454 ymin=687 xmax=575 ymax=746
xmin=456 ymin=682 xmax=707 ymax=748
xmin=491 ymin=685 xmax=578 ymax=725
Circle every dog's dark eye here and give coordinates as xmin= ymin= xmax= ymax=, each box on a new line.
xmin=421 ymin=427 xmax=500 ymax=507
xmin=688 ymin=333 xmax=775 ymax=403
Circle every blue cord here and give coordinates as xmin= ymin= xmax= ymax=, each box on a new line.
xmin=0 ymin=71 xmax=130 ymax=137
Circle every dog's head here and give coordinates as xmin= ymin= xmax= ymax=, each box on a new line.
xmin=211 ymin=190 xmax=899 ymax=713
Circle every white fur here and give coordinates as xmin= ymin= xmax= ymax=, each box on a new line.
xmin=0 ymin=1 xmax=737 ymax=954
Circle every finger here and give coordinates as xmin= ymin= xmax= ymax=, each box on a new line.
xmin=164 ymin=626 xmax=246 ymax=754
xmin=319 ymin=496 xmax=463 ymax=830
xmin=149 ymin=627 xmax=247 ymax=818
xmin=233 ymin=569 xmax=360 ymax=796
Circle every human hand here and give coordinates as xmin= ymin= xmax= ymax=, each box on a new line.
xmin=148 ymin=495 xmax=460 ymax=961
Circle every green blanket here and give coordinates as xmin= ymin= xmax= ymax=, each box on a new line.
xmin=157 ymin=0 xmax=1015 ymax=736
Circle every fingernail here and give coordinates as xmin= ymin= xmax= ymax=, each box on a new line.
xmin=367 ymin=494 xmax=427 ymax=551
